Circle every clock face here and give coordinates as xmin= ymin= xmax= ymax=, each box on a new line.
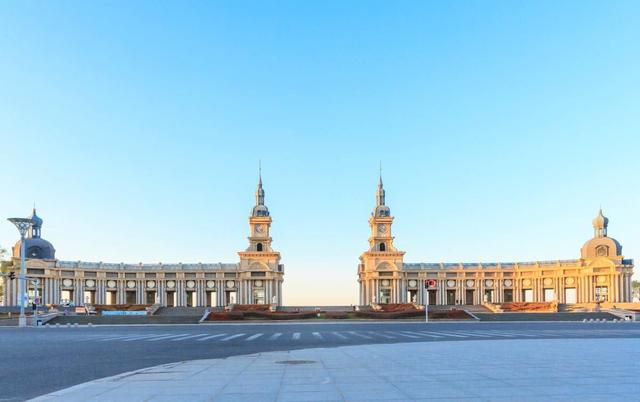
xmin=377 ymin=224 xmax=387 ymax=233
xmin=255 ymin=224 xmax=264 ymax=233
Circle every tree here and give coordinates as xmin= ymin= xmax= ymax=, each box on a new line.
xmin=0 ymin=245 xmax=10 ymax=302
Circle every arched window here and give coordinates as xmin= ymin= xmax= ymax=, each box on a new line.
xmin=379 ymin=242 xmax=386 ymax=252
xmin=256 ymin=243 xmax=263 ymax=252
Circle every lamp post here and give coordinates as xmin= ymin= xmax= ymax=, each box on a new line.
xmin=7 ymin=217 xmax=34 ymax=328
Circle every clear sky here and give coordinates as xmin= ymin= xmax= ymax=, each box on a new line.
xmin=1 ymin=2 xmax=638 ymax=305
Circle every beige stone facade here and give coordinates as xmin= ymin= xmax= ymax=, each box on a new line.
xmin=2 ymin=175 xmax=284 ymax=308
xmin=358 ymin=179 xmax=634 ymax=306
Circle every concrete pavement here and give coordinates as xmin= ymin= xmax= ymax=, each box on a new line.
xmin=2 ymin=321 xmax=639 ymax=401
xmin=30 ymin=338 xmax=640 ymax=401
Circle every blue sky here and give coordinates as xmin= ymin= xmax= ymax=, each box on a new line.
xmin=1 ymin=1 xmax=638 ymax=304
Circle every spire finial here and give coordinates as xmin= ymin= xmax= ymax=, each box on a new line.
xmin=379 ymin=161 xmax=383 ymax=186
xmin=258 ymin=160 xmax=262 ymax=184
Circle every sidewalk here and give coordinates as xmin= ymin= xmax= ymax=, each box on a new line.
xmin=31 ymin=338 xmax=639 ymax=401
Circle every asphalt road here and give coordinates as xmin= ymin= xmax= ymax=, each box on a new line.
xmin=1 ymin=321 xmax=639 ymax=401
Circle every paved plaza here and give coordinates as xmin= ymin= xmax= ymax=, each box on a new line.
xmin=30 ymin=337 xmax=639 ymax=401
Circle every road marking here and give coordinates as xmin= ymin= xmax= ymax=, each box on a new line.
xmin=418 ymin=331 xmax=454 ymax=338
xmin=395 ymin=331 xmax=421 ymax=339
xmin=449 ymin=331 xmax=492 ymax=338
xmin=402 ymin=331 xmax=432 ymax=338
xmin=98 ymin=335 xmax=143 ymax=341
xmin=482 ymin=330 xmax=537 ymax=338
xmin=312 ymin=332 xmax=323 ymax=339
xmin=146 ymin=334 xmax=191 ymax=341
xmin=221 ymin=333 xmax=246 ymax=341
xmin=292 ymin=332 xmax=301 ymax=340
xmin=119 ymin=334 xmax=162 ymax=341
xmin=332 ymin=332 xmax=348 ymax=339
xmin=348 ymin=331 xmax=373 ymax=339
xmin=245 ymin=333 xmax=263 ymax=341
xmin=170 ymin=334 xmax=208 ymax=341
xmin=197 ymin=333 xmax=227 ymax=341
xmin=368 ymin=331 xmax=395 ymax=339
xmin=269 ymin=333 xmax=282 ymax=340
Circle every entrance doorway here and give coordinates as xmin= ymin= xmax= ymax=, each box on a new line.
xmin=465 ymin=289 xmax=475 ymax=305
xmin=565 ymin=288 xmax=577 ymax=304
xmin=544 ymin=288 xmax=555 ymax=302
xmin=253 ymin=289 xmax=265 ymax=304
xmin=407 ymin=289 xmax=418 ymax=303
xmin=125 ymin=291 xmax=136 ymax=304
xmin=380 ymin=289 xmax=391 ymax=304
xmin=428 ymin=290 xmax=437 ymax=305
xmin=146 ymin=291 xmax=156 ymax=304
xmin=483 ymin=289 xmax=494 ymax=303
xmin=83 ymin=290 xmax=95 ymax=305
xmin=503 ymin=289 xmax=513 ymax=302
xmin=446 ymin=290 xmax=456 ymax=305
xmin=61 ymin=290 xmax=73 ymax=304
xmin=225 ymin=291 xmax=237 ymax=305
xmin=106 ymin=291 xmax=116 ymax=305
xmin=166 ymin=291 xmax=175 ymax=307
xmin=595 ymin=286 xmax=608 ymax=302
xmin=522 ymin=289 xmax=534 ymax=302
xmin=206 ymin=291 xmax=217 ymax=307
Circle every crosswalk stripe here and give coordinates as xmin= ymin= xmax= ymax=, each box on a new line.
xmin=197 ymin=333 xmax=227 ymax=341
xmin=221 ymin=333 xmax=246 ymax=341
xmin=418 ymin=331 xmax=458 ymax=338
xmin=292 ymin=332 xmax=301 ymax=340
xmin=312 ymin=332 xmax=323 ymax=339
xmin=348 ymin=331 xmax=373 ymax=339
xmin=245 ymin=333 xmax=263 ymax=341
xmin=368 ymin=331 xmax=395 ymax=339
xmin=171 ymin=334 xmax=208 ymax=341
xmin=98 ymin=335 xmax=142 ymax=341
xmin=119 ymin=334 xmax=162 ymax=341
xmin=147 ymin=334 xmax=190 ymax=341
xmin=482 ymin=330 xmax=537 ymax=338
xmin=449 ymin=331 xmax=492 ymax=338
xmin=269 ymin=333 xmax=282 ymax=340
xmin=332 ymin=332 xmax=347 ymax=339
xmin=395 ymin=331 xmax=421 ymax=339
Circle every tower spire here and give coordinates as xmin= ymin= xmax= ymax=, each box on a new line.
xmin=376 ymin=162 xmax=385 ymax=206
xmin=255 ymin=161 xmax=265 ymax=206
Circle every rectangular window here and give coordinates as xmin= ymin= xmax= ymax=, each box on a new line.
xmin=61 ymin=271 xmax=74 ymax=277
xmin=84 ymin=271 xmax=97 ymax=278
xmin=27 ymin=269 xmax=45 ymax=275
xmin=125 ymin=273 xmax=136 ymax=279
xmin=251 ymin=272 xmax=266 ymax=277
xmin=106 ymin=272 xmax=118 ymax=278
xmin=164 ymin=273 xmax=177 ymax=278
xmin=145 ymin=273 xmax=156 ymax=278
xmin=224 ymin=273 xmax=236 ymax=278
xmin=185 ymin=273 xmax=197 ymax=279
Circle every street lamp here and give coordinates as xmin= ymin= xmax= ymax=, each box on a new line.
xmin=7 ymin=217 xmax=34 ymax=328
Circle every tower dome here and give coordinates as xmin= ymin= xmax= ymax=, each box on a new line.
xmin=592 ymin=208 xmax=608 ymax=232
xmin=12 ymin=208 xmax=56 ymax=260
xmin=581 ymin=208 xmax=621 ymax=259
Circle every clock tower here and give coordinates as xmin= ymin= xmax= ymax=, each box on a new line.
xmin=358 ymin=172 xmax=405 ymax=305
xmin=237 ymin=168 xmax=284 ymax=305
